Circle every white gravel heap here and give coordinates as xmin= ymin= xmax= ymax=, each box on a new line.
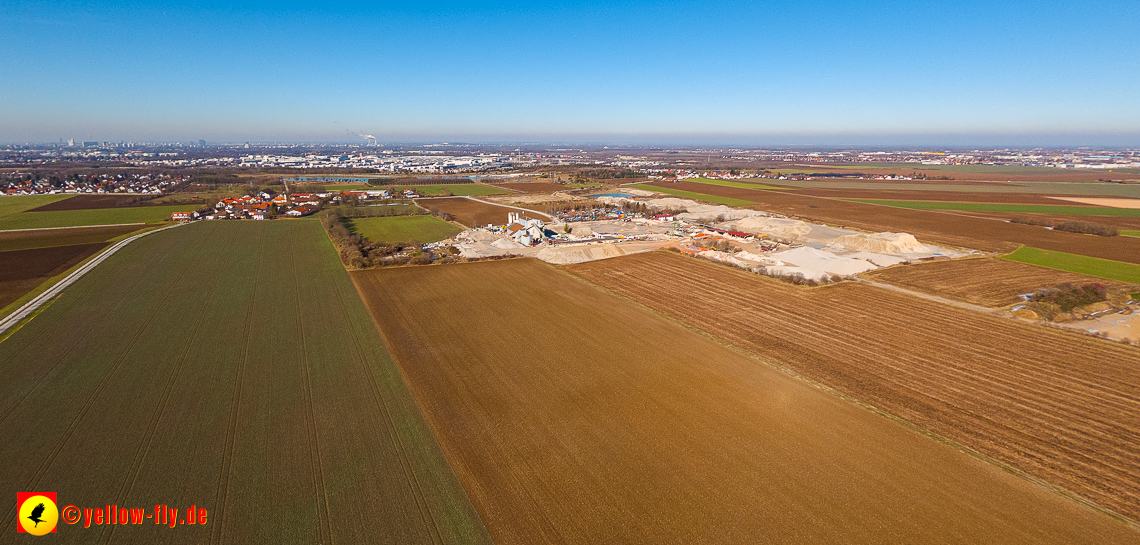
xmin=828 ymin=232 xmax=930 ymax=254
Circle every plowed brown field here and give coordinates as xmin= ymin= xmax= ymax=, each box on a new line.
xmin=568 ymin=251 xmax=1140 ymax=525
xmin=352 ymin=258 xmax=1139 ymax=544
xmin=0 ymin=242 xmax=107 ymax=309
xmin=29 ymin=194 xmax=156 ymax=211
xmin=864 ymin=257 xmax=1134 ymax=307
xmin=788 ymin=189 xmax=1094 ymax=205
xmin=419 ymin=197 xmax=543 ymax=227
xmin=0 ymin=224 xmax=141 ymax=252
xmin=646 ymin=181 xmax=1140 ymax=262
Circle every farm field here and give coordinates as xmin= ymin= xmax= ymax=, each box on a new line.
xmin=0 ymin=224 xmax=142 ymax=251
xmin=345 ymin=215 xmax=460 ymax=244
xmin=0 ymin=221 xmax=489 ymax=544
xmin=0 ymin=242 xmax=108 ymax=310
xmin=786 ymin=188 xmax=1104 ymax=205
xmin=756 ymin=179 xmax=1140 ymax=197
xmin=568 ymin=251 xmax=1140 ymax=524
xmin=862 ymin=257 xmax=1131 ymax=307
xmin=398 ymin=184 xmax=509 ymax=196
xmin=29 ymin=194 xmax=162 ymax=211
xmin=487 ymin=182 xmax=566 ymax=193
xmin=0 ymin=204 xmax=198 ymax=230
xmin=636 ymin=182 xmax=756 ymax=206
xmin=352 ymin=258 xmax=1138 ymax=544
xmin=1003 ymin=247 xmax=1140 ymax=283
xmin=327 ymin=184 xmax=509 ymax=196
xmin=417 ymin=197 xmax=544 ymax=228
xmin=765 ymin=164 xmax=1140 ymax=185
xmin=682 ymin=177 xmax=792 ymax=190
xmin=1124 ymin=230 xmax=1140 ymax=237
xmin=846 ymin=199 xmax=1140 ymax=217
xmin=645 ymin=180 xmax=1140 ymax=262
xmin=0 ymin=195 xmax=71 ymax=219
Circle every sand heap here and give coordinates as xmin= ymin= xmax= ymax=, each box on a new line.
xmin=734 ymin=251 xmax=783 ymax=266
xmin=697 ymin=250 xmax=752 ymax=268
xmin=570 ymin=224 xmax=595 ymax=237
xmin=828 ymin=232 xmax=928 ymax=254
xmin=846 ymin=251 xmax=908 ymax=267
xmin=492 ymin=238 xmax=526 ymax=249
xmin=456 ymin=228 xmax=502 ymax=242
xmin=535 ymin=243 xmax=626 ymax=264
xmin=732 ymin=216 xmax=812 ymax=239
xmin=767 ymin=247 xmax=878 ymax=280
xmin=622 ymin=188 xmax=656 ymax=197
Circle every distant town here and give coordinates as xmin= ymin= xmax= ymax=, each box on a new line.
xmin=2 ymin=142 xmax=1139 ymax=172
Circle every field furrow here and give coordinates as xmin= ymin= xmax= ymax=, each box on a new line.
xmin=354 ymin=258 xmax=1140 ymax=543
xmin=568 ymin=251 xmax=1140 ymax=522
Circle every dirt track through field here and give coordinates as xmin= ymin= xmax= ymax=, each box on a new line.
xmin=569 ymin=251 xmax=1140 ymax=525
xmin=648 ymin=181 xmax=1140 ymax=262
xmin=353 ymin=258 xmax=1139 ymax=544
xmin=419 ymin=196 xmax=547 ymax=227
xmin=864 ymin=257 xmax=1133 ymax=307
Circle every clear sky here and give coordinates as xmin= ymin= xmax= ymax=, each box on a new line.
xmin=3 ymin=1 xmax=1138 ymax=145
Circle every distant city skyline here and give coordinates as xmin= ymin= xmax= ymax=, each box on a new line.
xmin=3 ymin=1 xmax=1139 ymax=145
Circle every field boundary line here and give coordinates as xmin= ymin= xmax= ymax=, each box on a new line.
xmin=0 ymin=223 xmax=182 ymax=337
xmin=559 ymin=254 xmax=1140 ymax=531
xmin=333 ymin=271 xmax=446 ymax=543
xmin=0 ymin=222 xmax=146 ymax=233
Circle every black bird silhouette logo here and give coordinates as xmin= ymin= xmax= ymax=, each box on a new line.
xmin=27 ymin=503 xmax=46 ymax=527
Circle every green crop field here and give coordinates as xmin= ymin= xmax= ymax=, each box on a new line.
xmin=685 ymin=177 xmax=791 ymax=190
xmin=635 ymin=183 xmax=756 ymax=206
xmin=0 ymin=221 xmax=489 ymax=543
xmin=400 ymin=184 xmax=508 ymax=196
xmin=1002 ymin=246 xmax=1140 ymax=283
xmin=0 ymin=204 xmax=200 ymax=230
xmin=0 ymin=195 xmax=71 ymax=219
xmin=846 ymin=199 xmax=1140 ymax=217
xmin=345 ymin=215 xmax=460 ymax=244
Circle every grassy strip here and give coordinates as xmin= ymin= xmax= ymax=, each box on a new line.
xmin=0 ymin=195 xmax=72 ymax=219
xmin=1001 ymin=247 xmax=1140 ymax=283
xmin=684 ymin=177 xmax=791 ymax=190
xmin=846 ymin=199 xmax=1140 ymax=217
xmin=1121 ymin=230 xmax=1140 ymax=238
xmin=636 ymin=183 xmax=756 ymax=206
xmin=0 ymin=204 xmax=199 ymax=230
xmin=345 ymin=215 xmax=460 ymax=244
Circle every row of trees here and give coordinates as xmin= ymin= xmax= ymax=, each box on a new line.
xmin=1010 ymin=216 xmax=1119 ymax=236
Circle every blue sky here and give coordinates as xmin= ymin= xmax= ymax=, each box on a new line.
xmin=2 ymin=1 xmax=1138 ymax=145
